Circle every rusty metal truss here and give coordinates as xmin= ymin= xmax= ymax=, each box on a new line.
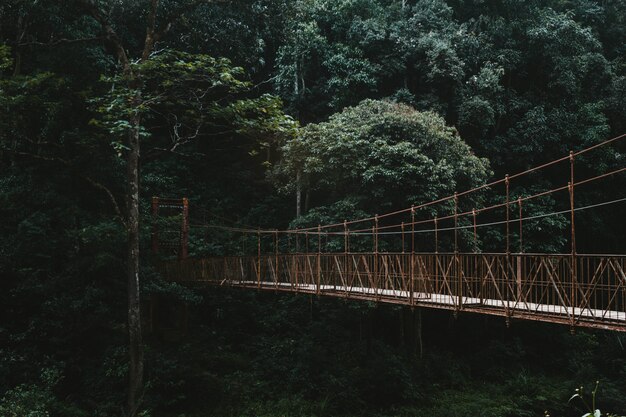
xmin=162 ymin=252 xmax=626 ymax=332
xmin=157 ymin=134 xmax=626 ymax=332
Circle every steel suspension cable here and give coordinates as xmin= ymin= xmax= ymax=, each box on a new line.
xmin=188 ymin=134 xmax=626 ymax=236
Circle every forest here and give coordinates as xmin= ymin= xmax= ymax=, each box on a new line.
xmin=1 ymin=0 xmax=625 ymax=416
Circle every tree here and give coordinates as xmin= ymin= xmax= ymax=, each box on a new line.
xmin=90 ymin=43 xmax=293 ymax=416
xmin=1 ymin=1 xmax=295 ymax=414
xmin=88 ymin=40 xmax=294 ymax=417
xmin=272 ymin=99 xmax=491 ymax=249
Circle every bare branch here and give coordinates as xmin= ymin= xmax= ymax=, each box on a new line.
xmin=82 ymin=175 xmax=127 ymax=227
xmin=74 ymin=0 xmax=131 ymax=73
xmin=142 ymin=0 xmax=159 ymax=61
xmin=19 ymin=36 xmax=106 ymax=47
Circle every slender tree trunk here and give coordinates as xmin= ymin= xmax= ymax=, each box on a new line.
xmin=304 ymin=190 xmax=310 ymax=213
xmin=13 ymin=15 xmax=25 ymax=76
xmin=75 ymin=2 xmax=214 ymax=413
xmin=293 ymin=58 xmax=299 ymax=97
xmin=296 ymin=170 xmax=301 ymax=218
xmin=294 ymin=49 xmax=302 ymax=218
xmin=127 ymin=112 xmax=144 ymax=417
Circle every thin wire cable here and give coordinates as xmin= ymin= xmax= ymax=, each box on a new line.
xmin=345 ymin=166 xmax=625 ymax=233
xmin=280 ymin=133 xmax=626 ymax=233
xmin=191 ymin=195 xmax=626 ymax=236
xmin=191 ymin=207 xmax=261 ymax=230
xmin=345 ymin=195 xmax=626 ymax=236
xmin=188 ymin=134 xmax=626 ymax=235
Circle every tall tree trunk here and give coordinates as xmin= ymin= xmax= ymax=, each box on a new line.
xmin=304 ymin=189 xmax=310 ymax=213
xmin=293 ymin=58 xmax=299 ymax=97
xmin=127 ymin=112 xmax=143 ymax=417
xmin=296 ymin=170 xmax=301 ymax=218
xmin=294 ymin=54 xmax=301 ymax=219
xmin=13 ymin=15 xmax=25 ymax=76
xmin=76 ymin=2 xmax=214 ymax=413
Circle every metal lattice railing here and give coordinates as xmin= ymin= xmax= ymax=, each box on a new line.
xmin=156 ymin=134 xmax=626 ymax=332
xmin=161 ymin=252 xmax=626 ymax=332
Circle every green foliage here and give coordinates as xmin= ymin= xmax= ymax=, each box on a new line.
xmin=0 ymin=44 xmax=11 ymax=71
xmin=133 ymin=289 xmax=626 ymax=417
xmin=566 ymin=381 xmax=626 ymax=417
xmin=273 ymin=99 xmax=491 ymax=247
xmin=1 ymin=0 xmax=626 ymax=415
xmin=0 ymin=383 xmax=53 ymax=417
xmin=0 ymin=368 xmax=63 ymax=417
xmin=92 ymin=50 xmax=296 ymax=158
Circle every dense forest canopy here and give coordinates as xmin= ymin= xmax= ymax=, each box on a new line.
xmin=1 ymin=0 xmax=625 ymax=416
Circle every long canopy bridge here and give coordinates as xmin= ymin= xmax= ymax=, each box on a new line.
xmin=156 ymin=134 xmax=626 ymax=332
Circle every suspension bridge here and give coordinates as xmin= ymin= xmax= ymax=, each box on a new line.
xmin=157 ymin=134 xmax=626 ymax=332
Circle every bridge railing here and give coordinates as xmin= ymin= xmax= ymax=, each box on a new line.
xmin=161 ymin=252 xmax=626 ymax=331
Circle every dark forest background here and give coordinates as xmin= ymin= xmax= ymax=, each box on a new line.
xmin=1 ymin=0 xmax=625 ymax=416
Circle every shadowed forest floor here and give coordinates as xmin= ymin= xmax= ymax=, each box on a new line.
xmin=145 ymin=288 xmax=626 ymax=417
